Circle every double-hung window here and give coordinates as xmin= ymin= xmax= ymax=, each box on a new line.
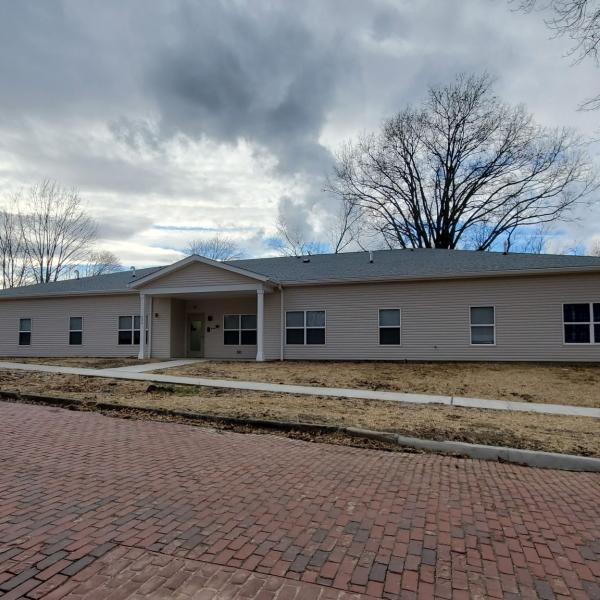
xmin=19 ymin=318 xmax=31 ymax=346
xmin=223 ymin=314 xmax=257 ymax=345
xmin=470 ymin=306 xmax=495 ymax=345
xmin=118 ymin=316 xmax=140 ymax=345
xmin=69 ymin=317 xmax=83 ymax=345
xmin=286 ymin=310 xmax=326 ymax=345
xmin=379 ymin=309 xmax=401 ymax=345
xmin=563 ymin=303 xmax=600 ymax=344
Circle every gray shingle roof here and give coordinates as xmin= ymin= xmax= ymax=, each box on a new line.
xmin=0 ymin=267 xmax=161 ymax=298
xmin=228 ymin=249 xmax=600 ymax=284
xmin=1 ymin=249 xmax=599 ymax=298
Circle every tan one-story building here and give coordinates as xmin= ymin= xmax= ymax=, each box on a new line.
xmin=0 ymin=248 xmax=599 ymax=362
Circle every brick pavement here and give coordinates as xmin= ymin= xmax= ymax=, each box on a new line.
xmin=0 ymin=400 xmax=599 ymax=599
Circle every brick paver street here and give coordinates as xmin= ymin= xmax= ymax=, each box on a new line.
xmin=0 ymin=401 xmax=599 ymax=599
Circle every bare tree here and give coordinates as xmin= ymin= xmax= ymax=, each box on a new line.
xmin=275 ymin=215 xmax=328 ymax=256
xmin=327 ymin=197 xmax=365 ymax=253
xmin=590 ymin=239 xmax=600 ymax=254
xmin=186 ymin=234 xmax=243 ymax=261
xmin=0 ymin=201 xmax=28 ymax=289
xmin=502 ymin=225 xmax=550 ymax=253
xmin=275 ymin=197 xmax=373 ymax=257
xmin=330 ymin=73 xmax=596 ymax=251
xmin=513 ymin=0 xmax=600 ymax=108
xmin=82 ymin=250 xmax=123 ymax=277
xmin=18 ymin=180 xmax=97 ymax=283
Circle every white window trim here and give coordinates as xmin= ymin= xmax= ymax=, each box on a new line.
xmin=562 ymin=302 xmax=600 ymax=345
xmin=469 ymin=305 xmax=496 ymax=346
xmin=285 ymin=309 xmax=327 ymax=345
xmin=18 ymin=318 xmax=32 ymax=346
xmin=69 ymin=316 xmax=83 ymax=346
xmin=378 ymin=308 xmax=402 ymax=346
xmin=223 ymin=314 xmax=257 ymax=346
xmin=118 ymin=315 xmax=141 ymax=346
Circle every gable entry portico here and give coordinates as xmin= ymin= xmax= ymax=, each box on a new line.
xmin=128 ymin=255 xmax=277 ymax=362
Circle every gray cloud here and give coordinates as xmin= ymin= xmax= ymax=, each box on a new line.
xmin=95 ymin=215 xmax=155 ymax=242
xmin=144 ymin=1 xmax=345 ymax=175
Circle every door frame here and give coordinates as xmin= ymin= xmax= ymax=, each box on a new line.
xmin=186 ymin=313 xmax=205 ymax=358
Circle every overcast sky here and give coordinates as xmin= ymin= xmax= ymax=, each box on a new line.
xmin=0 ymin=0 xmax=599 ymax=266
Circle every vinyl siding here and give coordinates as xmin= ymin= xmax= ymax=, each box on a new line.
xmin=268 ymin=272 xmax=600 ymax=361
xmin=150 ymin=297 xmax=172 ymax=359
xmin=0 ymin=294 xmax=141 ymax=357
xmin=2 ymin=272 xmax=598 ymax=361
xmin=264 ymin=291 xmax=282 ymax=360
xmin=137 ymin=262 xmax=257 ymax=289
xmin=170 ymin=299 xmax=186 ymax=358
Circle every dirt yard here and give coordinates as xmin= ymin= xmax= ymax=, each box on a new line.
xmin=158 ymin=360 xmax=600 ymax=408
xmin=0 ymin=370 xmax=598 ymax=457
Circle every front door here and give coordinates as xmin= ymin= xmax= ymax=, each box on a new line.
xmin=188 ymin=318 xmax=204 ymax=357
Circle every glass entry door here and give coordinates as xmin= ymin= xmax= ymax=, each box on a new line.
xmin=188 ymin=318 xmax=204 ymax=357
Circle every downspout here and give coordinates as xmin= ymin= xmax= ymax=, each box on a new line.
xmin=279 ymin=284 xmax=284 ymax=361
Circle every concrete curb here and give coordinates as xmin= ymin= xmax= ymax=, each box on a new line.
xmin=0 ymin=390 xmax=343 ymax=435
xmin=2 ymin=390 xmax=599 ymax=472
xmin=346 ymin=427 xmax=600 ymax=472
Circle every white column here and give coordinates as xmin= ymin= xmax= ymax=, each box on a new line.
xmin=146 ymin=296 xmax=153 ymax=358
xmin=256 ymin=288 xmax=264 ymax=362
xmin=138 ymin=293 xmax=146 ymax=359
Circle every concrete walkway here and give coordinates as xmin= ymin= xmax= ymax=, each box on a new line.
xmin=0 ymin=360 xmax=598 ymax=418
xmin=102 ymin=358 xmax=203 ymax=373
xmin=0 ymin=361 xmax=600 ymax=418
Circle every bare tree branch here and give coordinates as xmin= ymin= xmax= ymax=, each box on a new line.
xmin=329 ymin=73 xmax=597 ymax=251
xmin=186 ymin=234 xmax=243 ymax=261
xmin=0 ymin=198 xmax=28 ymax=289
xmin=17 ymin=180 xmax=97 ymax=283
xmin=512 ymin=0 xmax=600 ymax=108
xmin=82 ymin=250 xmax=123 ymax=277
xmin=275 ymin=215 xmax=328 ymax=256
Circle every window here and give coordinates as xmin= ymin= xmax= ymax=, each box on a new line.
xmin=470 ymin=306 xmax=495 ymax=345
xmin=118 ymin=316 xmax=140 ymax=345
xmin=19 ymin=318 xmax=31 ymax=346
xmin=564 ymin=303 xmax=600 ymax=344
xmin=223 ymin=314 xmax=257 ymax=345
xmin=69 ymin=317 xmax=83 ymax=345
xmin=379 ymin=309 xmax=401 ymax=345
xmin=286 ymin=310 xmax=326 ymax=345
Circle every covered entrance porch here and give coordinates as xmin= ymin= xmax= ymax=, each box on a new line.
xmin=137 ymin=284 xmax=273 ymax=361
xmin=127 ymin=254 xmax=279 ymax=362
